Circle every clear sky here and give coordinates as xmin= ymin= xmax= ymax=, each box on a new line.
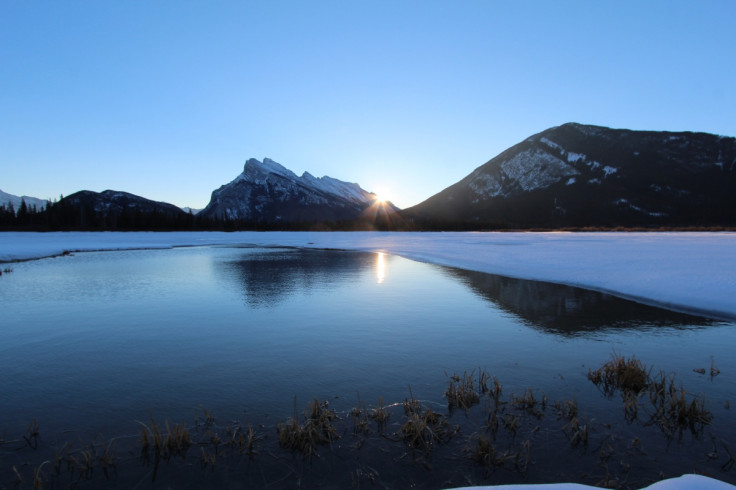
xmin=2 ymin=1 xmax=735 ymax=210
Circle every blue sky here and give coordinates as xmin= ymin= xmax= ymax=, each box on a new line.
xmin=2 ymin=1 xmax=735 ymax=209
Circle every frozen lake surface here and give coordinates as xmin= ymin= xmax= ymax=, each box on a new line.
xmin=1 ymin=243 xmax=735 ymax=488
xmin=2 ymin=231 xmax=736 ymax=321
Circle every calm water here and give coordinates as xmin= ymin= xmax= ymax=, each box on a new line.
xmin=1 ymin=245 xmax=735 ymax=487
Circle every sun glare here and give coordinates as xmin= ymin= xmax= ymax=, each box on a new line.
xmin=376 ymin=252 xmax=386 ymax=284
xmin=373 ymin=186 xmax=391 ymax=204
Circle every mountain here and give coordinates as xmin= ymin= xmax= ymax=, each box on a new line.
xmin=62 ymin=190 xmax=189 ymax=217
xmin=0 ymin=189 xmax=48 ymax=211
xmin=200 ymin=158 xmax=395 ymax=222
xmin=403 ymin=123 xmax=736 ymax=228
xmin=54 ymin=189 xmax=192 ymax=230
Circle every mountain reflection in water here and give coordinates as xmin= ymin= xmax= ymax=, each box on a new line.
xmin=219 ymin=247 xmax=717 ymax=334
xmin=442 ymin=267 xmax=716 ymax=335
xmin=218 ymin=248 xmax=375 ymax=307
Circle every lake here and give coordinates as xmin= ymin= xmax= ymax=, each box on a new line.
xmin=1 ymin=245 xmax=735 ymax=488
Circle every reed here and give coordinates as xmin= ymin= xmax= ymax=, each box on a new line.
xmin=562 ymin=416 xmax=589 ymax=447
xmin=24 ymin=418 xmax=40 ymax=450
xmin=277 ymin=398 xmax=339 ymax=460
xmin=445 ymin=370 xmax=481 ymax=410
xmin=470 ymin=434 xmax=513 ymax=468
xmin=138 ymin=415 xmax=191 ymax=468
xmin=403 ymin=386 xmax=422 ymax=416
xmin=400 ymin=408 xmax=453 ymax=453
xmin=511 ymin=388 xmax=543 ymax=418
xmin=227 ymin=423 xmax=260 ymax=458
xmin=554 ymin=399 xmax=578 ymax=420
xmin=370 ymin=396 xmax=391 ymax=426
xmin=200 ymin=447 xmax=216 ymax=471
xmin=588 ymin=353 xmax=650 ymax=396
xmin=33 ymin=465 xmax=43 ymax=490
xmin=647 ymin=371 xmax=712 ymax=436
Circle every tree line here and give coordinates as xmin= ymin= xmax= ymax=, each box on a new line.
xmin=0 ymin=198 xmax=414 ymax=232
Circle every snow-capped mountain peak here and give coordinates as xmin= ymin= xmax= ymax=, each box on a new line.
xmin=201 ymin=158 xmax=385 ymax=222
xmin=239 ymin=157 xmax=299 ymax=182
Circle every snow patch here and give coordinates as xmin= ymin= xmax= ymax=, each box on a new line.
xmin=566 ymin=177 xmax=576 ymax=185
xmin=567 ymin=152 xmax=586 ymax=163
xmin=469 ymin=149 xmax=578 ymax=199
xmin=615 ymin=198 xmax=667 ymax=217
xmin=603 ymin=166 xmax=618 ymax=177
xmin=540 ymin=137 xmax=564 ymax=153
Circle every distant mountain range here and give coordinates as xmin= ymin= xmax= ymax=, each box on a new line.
xmin=4 ymin=123 xmax=736 ymax=230
xmin=0 ymin=189 xmax=48 ymax=211
xmin=403 ymin=123 xmax=736 ymax=228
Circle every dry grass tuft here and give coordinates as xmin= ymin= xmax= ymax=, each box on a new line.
xmin=403 ymin=386 xmax=422 ymax=416
xmin=445 ymin=370 xmax=482 ymax=410
xmin=647 ymin=372 xmax=712 ymax=436
xmin=469 ymin=435 xmax=531 ymax=472
xmin=138 ymin=414 xmax=192 ymax=478
xmin=562 ymin=417 xmax=589 ymax=447
xmin=400 ymin=408 xmax=455 ymax=453
xmin=227 ymin=423 xmax=260 ymax=459
xmin=277 ymin=398 xmax=339 ymax=460
xmin=369 ymin=396 xmax=391 ymax=427
xmin=24 ymin=419 xmax=40 ymax=450
xmin=588 ymin=353 xmax=650 ymax=396
xmin=554 ymin=399 xmax=578 ymax=420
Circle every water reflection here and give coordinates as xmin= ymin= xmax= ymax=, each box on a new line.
xmin=217 ymin=247 xmax=717 ymax=335
xmin=443 ymin=268 xmax=717 ymax=335
xmin=218 ymin=248 xmax=375 ymax=307
xmin=376 ymin=252 xmax=386 ymax=284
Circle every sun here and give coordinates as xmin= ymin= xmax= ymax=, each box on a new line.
xmin=372 ymin=186 xmax=391 ymax=204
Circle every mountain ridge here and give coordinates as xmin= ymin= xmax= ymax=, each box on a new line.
xmin=402 ymin=122 xmax=736 ymax=228
xmin=200 ymin=157 xmax=391 ymax=222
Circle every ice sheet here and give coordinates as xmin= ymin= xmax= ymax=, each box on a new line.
xmin=1 ymin=231 xmax=735 ymax=321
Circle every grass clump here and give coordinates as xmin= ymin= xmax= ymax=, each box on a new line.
xmin=469 ymin=435 xmax=531 ymax=472
xmin=137 ymin=415 xmax=192 ymax=481
xmin=647 ymin=371 xmax=712 ymax=436
xmin=445 ymin=370 xmax=482 ymax=410
xmin=226 ymin=423 xmax=260 ymax=458
xmin=403 ymin=386 xmax=422 ymax=416
xmin=400 ymin=408 xmax=455 ymax=453
xmin=369 ymin=396 xmax=391 ymax=427
xmin=277 ymin=398 xmax=339 ymax=461
xmin=588 ymin=353 xmax=650 ymax=396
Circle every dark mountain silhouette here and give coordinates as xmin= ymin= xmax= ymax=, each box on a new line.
xmin=402 ymin=123 xmax=736 ymax=229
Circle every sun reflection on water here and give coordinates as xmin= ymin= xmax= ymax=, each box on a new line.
xmin=376 ymin=252 xmax=386 ymax=284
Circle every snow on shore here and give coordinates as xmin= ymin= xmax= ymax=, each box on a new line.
xmin=1 ymin=231 xmax=735 ymax=321
xmin=450 ymin=473 xmax=735 ymax=489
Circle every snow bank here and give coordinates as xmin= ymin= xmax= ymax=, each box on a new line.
xmin=448 ymin=473 xmax=735 ymax=488
xmin=1 ymin=231 xmax=736 ymax=321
